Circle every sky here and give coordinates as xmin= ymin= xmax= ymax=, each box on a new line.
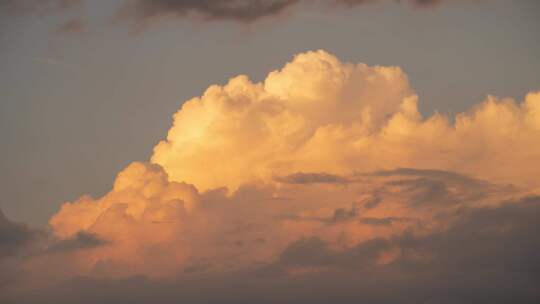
xmin=1 ymin=0 xmax=540 ymax=303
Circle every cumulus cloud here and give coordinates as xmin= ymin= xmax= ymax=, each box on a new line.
xmin=47 ymin=52 xmax=540 ymax=278
xmin=2 ymin=50 xmax=539 ymax=302
xmin=153 ymin=50 xmax=540 ymax=191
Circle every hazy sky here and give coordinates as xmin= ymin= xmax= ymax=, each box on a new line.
xmin=1 ymin=0 xmax=538 ymax=226
xmin=1 ymin=1 xmax=540 ymax=303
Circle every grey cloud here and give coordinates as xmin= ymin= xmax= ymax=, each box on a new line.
xmin=120 ymin=0 xmax=448 ymax=25
xmin=258 ymin=195 xmax=540 ymax=301
xmin=364 ymin=168 xmax=513 ymax=208
xmin=183 ymin=262 xmax=210 ymax=274
xmin=277 ymin=203 xmax=358 ymax=224
xmin=45 ymin=231 xmax=110 ymax=254
xmin=277 ymin=237 xmax=334 ymax=267
xmin=359 ymin=216 xmax=407 ymax=226
xmin=275 ymin=236 xmax=389 ymax=270
xmin=332 ymin=204 xmax=358 ymax=222
xmin=369 ymin=167 xmax=486 ymax=182
xmin=275 ymin=172 xmax=351 ymax=185
xmin=279 ymin=168 xmax=509 ymax=225
xmin=0 ymin=209 xmax=43 ymax=291
xmin=363 ymin=191 xmax=383 ymax=209
xmin=1 ymin=0 xmax=453 ymax=31
xmin=408 ymin=0 xmax=443 ymax=8
xmin=1 ymin=209 xmax=107 ymax=263
xmin=0 ymin=209 xmax=40 ymax=258
xmin=335 ymin=0 xmax=442 ymax=8
xmin=1 ymin=188 xmax=537 ymax=304
xmin=4 ymin=197 xmax=540 ymax=303
xmin=120 ymin=0 xmax=300 ymax=24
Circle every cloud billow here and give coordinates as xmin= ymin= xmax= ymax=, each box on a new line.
xmin=1 ymin=50 xmax=539 ymax=303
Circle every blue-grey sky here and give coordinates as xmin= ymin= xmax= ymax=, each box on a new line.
xmin=1 ymin=0 xmax=539 ymax=225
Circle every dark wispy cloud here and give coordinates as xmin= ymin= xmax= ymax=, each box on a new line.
xmin=275 ymin=172 xmax=351 ymax=185
xmin=363 ymin=168 xmax=513 ymax=208
xmin=335 ymin=0 xmax=443 ymax=8
xmin=45 ymin=231 xmax=110 ymax=254
xmin=118 ymin=0 xmax=449 ymax=25
xmin=0 ymin=209 xmax=43 ymax=291
xmin=0 ymin=208 xmax=109 ymax=293
xmin=359 ymin=216 xmax=407 ymax=226
xmin=0 ymin=209 xmax=40 ymax=258
xmin=119 ymin=0 xmax=300 ymax=24
xmin=408 ymin=0 xmax=443 ymax=8
xmin=1 ymin=209 xmax=108 ymax=258
xmin=1 ymin=0 xmax=451 ymax=31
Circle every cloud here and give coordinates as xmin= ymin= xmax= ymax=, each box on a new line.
xmin=373 ymin=168 xmax=507 ymax=207
xmin=1 ymin=0 xmax=454 ymax=31
xmin=275 ymin=172 xmax=351 ymax=184
xmin=0 ymin=209 xmax=39 ymax=258
xmin=119 ymin=0 xmax=300 ymax=24
xmin=0 ymin=209 xmax=43 ymax=291
xmin=116 ymin=0 xmax=451 ymax=26
xmin=2 ymin=50 xmax=539 ymax=302
xmin=359 ymin=216 xmax=405 ymax=226
xmin=119 ymin=0 xmax=450 ymax=25
xmin=335 ymin=0 xmax=443 ymax=9
xmin=45 ymin=231 xmax=110 ymax=254
xmin=4 ymin=198 xmax=539 ymax=303
xmin=45 ymin=52 xmax=540 ymax=280
xmin=152 ymin=50 xmax=540 ymax=192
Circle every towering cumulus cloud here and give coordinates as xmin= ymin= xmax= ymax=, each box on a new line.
xmin=3 ymin=51 xmax=540 ymax=303
xmin=152 ymin=50 xmax=540 ymax=191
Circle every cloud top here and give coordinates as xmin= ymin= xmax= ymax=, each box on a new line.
xmin=152 ymin=50 xmax=540 ymax=192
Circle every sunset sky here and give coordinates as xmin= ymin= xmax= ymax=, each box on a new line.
xmin=1 ymin=1 xmax=540 ymax=303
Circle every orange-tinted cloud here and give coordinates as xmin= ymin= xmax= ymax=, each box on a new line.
xmin=1 ymin=50 xmax=539 ymax=302
xmin=41 ymin=51 xmax=539 ymax=279
xmin=153 ymin=50 xmax=540 ymax=191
